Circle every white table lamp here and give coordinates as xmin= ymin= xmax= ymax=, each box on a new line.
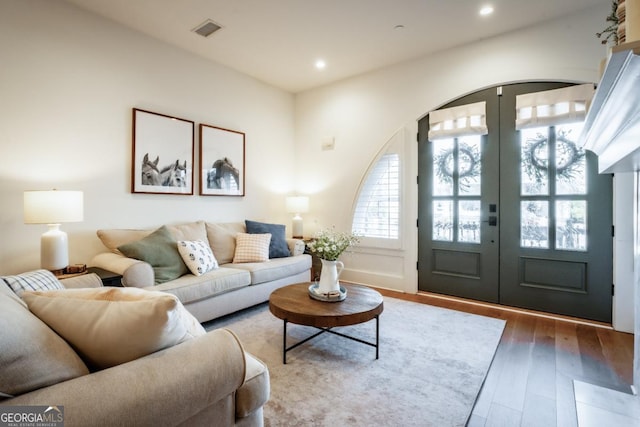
xmin=286 ymin=196 xmax=309 ymax=239
xmin=24 ymin=190 xmax=84 ymax=272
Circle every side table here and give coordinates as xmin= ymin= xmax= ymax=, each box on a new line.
xmin=88 ymin=267 xmax=123 ymax=287
xmin=302 ymin=238 xmax=322 ymax=282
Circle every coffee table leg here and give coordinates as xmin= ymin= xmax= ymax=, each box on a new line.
xmin=281 ymin=316 xmax=380 ymax=363
xmin=376 ymin=315 xmax=379 ymax=359
xmin=283 ymin=319 xmax=288 ymax=364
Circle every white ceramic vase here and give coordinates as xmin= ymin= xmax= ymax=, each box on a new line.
xmin=318 ymin=259 xmax=344 ymax=294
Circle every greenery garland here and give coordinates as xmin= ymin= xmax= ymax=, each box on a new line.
xmin=596 ymin=0 xmax=619 ymax=45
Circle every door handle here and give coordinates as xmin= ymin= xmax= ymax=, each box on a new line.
xmin=482 ymin=216 xmax=498 ymax=226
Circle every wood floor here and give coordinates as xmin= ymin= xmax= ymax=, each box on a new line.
xmin=375 ymin=288 xmax=635 ymax=427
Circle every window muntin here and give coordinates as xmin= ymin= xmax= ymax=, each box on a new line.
xmin=431 ymin=134 xmax=482 ymax=245
xmin=519 ymin=122 xmax=587 ymax=252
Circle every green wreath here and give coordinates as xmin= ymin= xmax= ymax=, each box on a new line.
xmin=521 ymin=129 xmax=584 ymax=183
xmin=434 ymin=142 xmax=481 ymax=192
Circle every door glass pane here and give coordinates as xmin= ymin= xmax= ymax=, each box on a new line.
xmin=556 ymin=123 xmax=586 ymax=195
xmin=521 ymin=201 xmax=549 ymax=248
xmin=433 ymin=200 xmax=453 ymax=241
xmin=556 ymin=200 xmax=587 ymax=251
xmin=521 ymin=127 xmax=549 ymax=196
xmin=458 ymin=200 xmax=481 ymax=243
xmin=433 ymin=139 xmax=454 ymax=196
xmin=458 ymin=135 xmax=482 ymax=196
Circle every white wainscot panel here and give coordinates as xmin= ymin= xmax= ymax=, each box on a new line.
xmin=341 ymin=249 xmax=413 ymax=293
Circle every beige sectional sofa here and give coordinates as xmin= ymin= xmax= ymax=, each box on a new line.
xmin=90 ymin=221 xmax=312 ymax=322
xmin=0 ymin=271 xmax=270 ymax=426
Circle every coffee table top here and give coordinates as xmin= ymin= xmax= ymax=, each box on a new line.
xmin=269 ymin=282 xmax=384 ymax=328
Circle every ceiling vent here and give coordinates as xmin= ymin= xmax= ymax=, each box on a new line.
xmin=192 ymin=19 xmax=222 ymax=38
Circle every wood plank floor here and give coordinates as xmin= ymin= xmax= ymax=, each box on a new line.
xmin=375 ymin=288 xmax=635 ymax=427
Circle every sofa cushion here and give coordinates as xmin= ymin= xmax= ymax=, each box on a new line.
xmin=2 ymin=269 xmax=64 ymax=296
xmin=118 ymin=225 xmax=189 ymax=284
xmin=236 ymin=353 xmax=270 ymax=418
xmin=245 ymin=220 xmax=291 ymax=259
xmin=151 ymin=267 xmax=251 ymax=305
xmin=226 ymin=254 xmax=312 ymax=285
xmin=0 ymin=281 xmax=89 ymax=397
xmin=205 ymin=222 xmax=246 ymax=265
xmin=177 ymin=240 xmax=218 ymax=276
xmin=97 ymin=228 xmax=152 ymax=254
xmin=21 ymin=287 xmax=206 ymax=370
xmin=97 ymin=222 xmax=208 ymax=255
xmin=166 ymin=220 xmax=208 ymax=242
xmin=233 ymin=233 xmax=271 ymax=263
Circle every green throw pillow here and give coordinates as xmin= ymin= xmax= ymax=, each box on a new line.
xmin=118 ymin=225 xmax=188 ymax=284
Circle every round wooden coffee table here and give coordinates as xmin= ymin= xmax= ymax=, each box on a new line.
xmin=269 ymin=282 xmax=384 ymax=363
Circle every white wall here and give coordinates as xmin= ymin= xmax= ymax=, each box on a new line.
xmin=294 ymin=5 xmax=614 ymax=296
xmin=0 ymin=0 xmax=296 ymax=274
xmin=614 ymin=174 xmax=635 ymax=332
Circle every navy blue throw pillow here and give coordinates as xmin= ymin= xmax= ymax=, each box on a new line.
xmin=245 ymin=220 xmax=291 ymax=258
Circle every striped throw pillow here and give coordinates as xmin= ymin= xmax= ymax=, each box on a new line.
xmin=233 ymin=233 xmax=271 ymax=263
xmin=2 ymin=269 xmax=65 ymax=297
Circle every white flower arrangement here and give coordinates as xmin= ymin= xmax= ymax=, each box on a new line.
xmin=307 ymin=228 xmax=360 ymax=261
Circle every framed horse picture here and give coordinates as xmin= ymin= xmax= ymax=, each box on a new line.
xmin=132 ymin=108 xmax=194 ymax=195
xmin=199 ymin=123 xmax=245 ymax=196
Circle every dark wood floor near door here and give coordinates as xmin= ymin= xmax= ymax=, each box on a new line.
xmin=377 ymin=289 xmax=634 ymax=427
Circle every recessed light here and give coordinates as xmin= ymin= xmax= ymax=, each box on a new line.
xmin=479 ymin=5 xmax=494 ymax=16
xmin=315 ymin=59 xmax=326 ymax=70
xmin=394 ymin=24 xmax=405 ymax=30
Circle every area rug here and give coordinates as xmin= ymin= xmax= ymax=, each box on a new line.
xmin=204 ymin=296 xmax=505 ymax=426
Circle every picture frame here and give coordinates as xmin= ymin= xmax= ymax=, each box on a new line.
xmin=199 ymin=123 xmax=245 ymax=196
xmin=131 ymin=108 xmax=194 ymax=195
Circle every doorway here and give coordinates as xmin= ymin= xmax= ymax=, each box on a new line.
xmin=417 ymin=83 xmax=613 ymax=322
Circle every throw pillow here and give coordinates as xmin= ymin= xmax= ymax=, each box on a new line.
xmin=233 ymin=233 xmax=271 ymax=263
xmin=2 ymin=269 xmax=64 ymax=297
xmin=118 ymin=225 xmax=189 ymax=284
xmin=245 ymin=220 xmax=291 ymax=258
xmin=21 ymin=287 xmax=206 ymax=370
xmin=0 ymin=281 xmax=89 ymax=397
xmin=177 ymin=240 xmax=218 ymax=276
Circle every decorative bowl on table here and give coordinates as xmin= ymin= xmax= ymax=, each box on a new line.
xmin=308 ymin=283 xmax=347 ymax=302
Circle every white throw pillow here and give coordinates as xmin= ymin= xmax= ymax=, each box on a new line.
xmin=22 ymin=287 xmax=206 ymax=370
xmin=233 ymin=233 xmax=271 ymax=263
xmin=2 ymin=269 xmax=64 ymax=297
xmin=177 ymin=240 xmax=218 ymax=276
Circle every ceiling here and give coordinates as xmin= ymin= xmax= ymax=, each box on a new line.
xmin=65 ymin=0 xmax=605 ymax=93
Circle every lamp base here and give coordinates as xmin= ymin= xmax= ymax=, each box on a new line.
xmin=292 ymin=215 xmax=303 ymax=239
xmin=41 ymin=224 xmax=69 ymax=271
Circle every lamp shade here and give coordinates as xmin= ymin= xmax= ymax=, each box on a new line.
xmin=24 ymin=190 xmax=84 ymax=224
xmin=286 ymin=196 xmax=309 ymax=214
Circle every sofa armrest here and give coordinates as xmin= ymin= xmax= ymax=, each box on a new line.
xmin=2 ymin=328 xmax=247 ymax=427
xmin=287 ymin=238 xmax=306 ymax=256
xmin=60 ymin=273 xmax=103 ymax=289
xmin=90 ymin=252 xmax=154 ymax=288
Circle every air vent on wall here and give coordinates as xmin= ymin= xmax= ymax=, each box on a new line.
xmin=192 ymin=19 xmax=222 ymax=38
